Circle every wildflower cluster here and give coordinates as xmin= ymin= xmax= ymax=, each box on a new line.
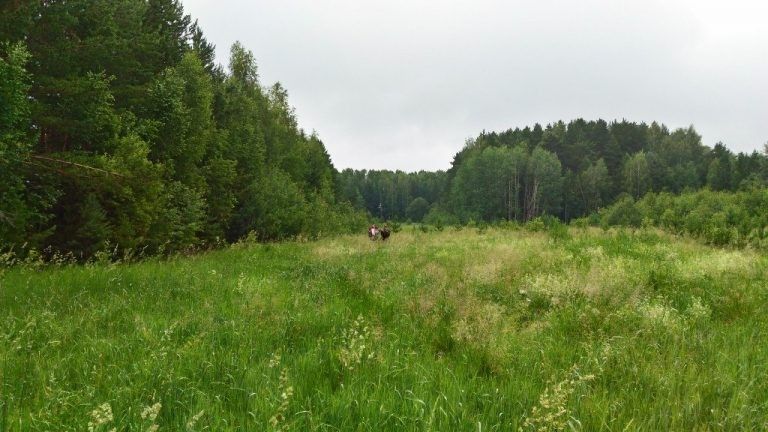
xmin=186 ymin=409 xmax=205 ymax=431
xmin=520 ymin=367 xmax=595 ymax=432
xmin=268 ymin=351 xmax=282 ymax=369
xmin=636 ymin=300 xmax=682 ymax=331
xmin=141 ymin=402 xmax=162 ymax=432
xmin=88 ymin=402 xmax=115 ymax=432
xmin=686 ymin=296 xmax=711 ymax=323
xmin=338 ymin=315 xmax=376 ymax=371
xmin=236 ymin=272 xmax=247 ymax=294
xmin=520 ymin=273 xmax=574 ymax=305
xmin=269 ymin=368 xmax=294 ymax=431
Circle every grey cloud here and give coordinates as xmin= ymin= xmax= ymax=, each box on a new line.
xmin=182 ymin=0 xmax=768 ymax=171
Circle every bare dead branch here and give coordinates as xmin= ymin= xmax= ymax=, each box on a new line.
xmin=0 ymin=210 xmax=14 ymax=227
xmin=30 ymin=155 xmax=126 ymax=178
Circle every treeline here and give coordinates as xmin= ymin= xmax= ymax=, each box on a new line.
xmin=336 ymin=170 xmax=447 ymax=221
xmin=341 ymin=120 xmax=766 ymax=224
xmin=0 ymin=0 xmax=365 ymax=259
xmin=596 ymin=189 xmax=768 ymax=248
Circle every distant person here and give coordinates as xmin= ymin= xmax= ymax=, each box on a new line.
xmin=368 ymin=224 xmax=379 ymax=240
xmin=380 ymin=225 xmax=391 ymax=241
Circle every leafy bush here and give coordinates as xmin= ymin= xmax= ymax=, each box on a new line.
xmin=601 ymin=195 xmax=642 ymax=228
xmin=598 ymin=188 xmax=768 ymax=249
xmin=525 ymin=218 xmax=546 ymax=232
xmin=424 ymin=207 xmax=460 ymax=227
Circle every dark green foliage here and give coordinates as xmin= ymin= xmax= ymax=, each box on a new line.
xmin=405 ymin=197 xmax=430 ymax=222
xmin=0 ymin=42 xmax=32 ymax=241
xmin=2 ymin=0 xmax=766 ymax=258
xmin=341 ymin=119 xmax=765 ymax=226
xmin=189 ymin=20 xmax=219 ymax=77
xmin=423 ymin=206 xmax=460 ymax=227
xmin=143 ymin=0 xmax=191 ymax=71
xmin=599 ymin=188 xmax=768 ymax=249
xmin=525 ymin=146 xmax=563 ymax=220
xmin=40 ymin=71 xmax=120 ymax=153
xmin=158 ymin=181 xmax=207 ymax=252
xmin=600 ymin=195 xmax=643 ymax=228
xmin=0 ymin=42 xmax=59 ymax=249
xmin=337 ymin=169 xmax=447 ymax=220
xmin=576 ymin=158 xmax=610 ymax=213
xmin=623 ymin=151 xmax=651 ymax=199
xmin=449 ymin=145 xmax=529 ymax=222
xmin=201 ymin=157 xmax=237 ymax=242
xmin=0 ymin=2 xmax=365 ymax=259
xmin=72 ymin=193 xmax=112 ymax=256
xmin=706 ymin=143 xmax=733 ymax=191
xmin=234 ymin=169 xmax=307 ymax=241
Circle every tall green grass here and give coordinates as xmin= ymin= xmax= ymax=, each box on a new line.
xmin=1 ymin=227 xmax=766 ymax=430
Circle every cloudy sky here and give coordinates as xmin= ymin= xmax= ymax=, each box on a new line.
xmin=181 ymin=0 xmax=768 ymax=172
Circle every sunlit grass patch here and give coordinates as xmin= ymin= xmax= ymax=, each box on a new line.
xmin=463 ymin=241 xmax=528 ymax=286
xmin=311 ymin=242 xmax=356 ymax=260
xmin=678 ymin=248 xmax=760 ymax=278
xmin=635 ymin=299 xmax=684 ymax=331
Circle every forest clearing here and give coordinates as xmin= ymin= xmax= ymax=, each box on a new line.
xmin=2 ymin=226 xmax=766 ymax=431
xmin=3 ymin=1 xmax=768 ymax=430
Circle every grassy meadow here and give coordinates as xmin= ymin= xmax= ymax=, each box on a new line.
xmin=1 ymin=226 xmax=767 ymax=431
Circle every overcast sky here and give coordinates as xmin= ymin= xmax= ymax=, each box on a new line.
xmin=181 ymin=0 xmax=768 ymax=172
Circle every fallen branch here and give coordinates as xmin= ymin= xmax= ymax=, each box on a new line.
xmin=22 ymin=160 xmax=78 ymax=178
xmin=30 ymin=155 xmax=126 ymax=178
xmin=0 ymin=210 xmax=14 ymax=227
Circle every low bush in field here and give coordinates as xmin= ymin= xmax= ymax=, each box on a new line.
xmin=595 ymin=188 xmax=768 ymax=249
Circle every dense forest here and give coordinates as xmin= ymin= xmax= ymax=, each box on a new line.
xmin=336 ymin=169 xmax=447 ymax=222
xmin=341 ymin=120 xmax=768 ymax=225
xmin=2 ymin=2 xmax=767 ymax=261
xmin=442 ymin=120 xmax=768 ymax=223
xmin=0 ymin=0 xmax=365 ymax=259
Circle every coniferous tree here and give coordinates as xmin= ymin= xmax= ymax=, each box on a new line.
xmin=0 ymin=42 xmax=41 ymax=244
xmin=0 ymin=3 xmax=364 ymax=258
xmin=706 ymin=142 xmax=733 ymax=191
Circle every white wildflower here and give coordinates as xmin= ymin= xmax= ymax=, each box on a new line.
xmin=88 ymin=402 xmax=114 ymax=432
